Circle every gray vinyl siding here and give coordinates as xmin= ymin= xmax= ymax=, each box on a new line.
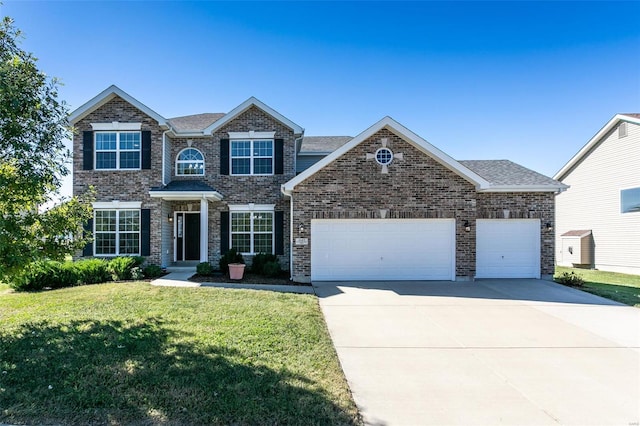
xmin=555 ymin=121 xmax=640 ymax=274
xmin=161 ymin=200 xmax=172 ymax=267
xmin=296 ymin=154 xmax=326 ymax=173
xmin=163 ymin=136 xmax=172 ymax=185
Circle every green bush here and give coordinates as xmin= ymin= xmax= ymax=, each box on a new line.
xmin=131 ymin=256 xmax=146 ymax=267
xmin=75 ymin=258 xmax=110 ymax=284
xmin=107 ymin=257 xmax=138 ymax=281
xmin=196 ymin=262 xmax=213 ymax=276
xmin=262 ymin=260 xmax=282 ymax=277
xmin=143 ymin=264 xmax=163 ymax=278
xmin=130 ymin=267 xmax=144 ymax=280
xmin=10 ymin=260 xmax=80 ymax=291
xmin=219 ymin=248 xmax=244 ymax=274
xmin=251 ymin=253 xmax=279 ymax=274
xmin=554 ymin=271 xmax=585 ymax=287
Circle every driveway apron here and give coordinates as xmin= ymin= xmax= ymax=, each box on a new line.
xmin=314 ymin=279 xmax=640 ymax=426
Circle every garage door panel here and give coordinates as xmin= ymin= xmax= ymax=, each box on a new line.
xmin=311 ymin=219 xmax=455 ymax=281
xmin=476 ymin=220 xmax=540 ymax=279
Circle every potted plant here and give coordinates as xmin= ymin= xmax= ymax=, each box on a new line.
xmin=220 ymin=248 xmax=245 ymax=280
xmin=228 ymin=263 xmax=246 ymax=280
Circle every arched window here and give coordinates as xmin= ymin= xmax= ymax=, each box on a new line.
xmin=176 ymin=148 xmax=205 ymax=175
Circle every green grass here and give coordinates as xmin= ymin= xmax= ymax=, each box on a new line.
xmin=0 ymin=283 xmax=360 ymax=425
xmin=555 ymin=266 xmax=640 ymax=307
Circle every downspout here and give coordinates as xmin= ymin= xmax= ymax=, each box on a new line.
xmin=289 ymin=191 xmax=294 ymax=281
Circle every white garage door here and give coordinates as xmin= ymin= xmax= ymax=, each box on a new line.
xmin=476 ymin=219 xmax=540 ymax=278
xmin=311 ymin=219 xmax=455 ymax=281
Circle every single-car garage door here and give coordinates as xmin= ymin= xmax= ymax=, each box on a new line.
xmin=311 ymin=219 xmax=455 ymax=281
xmin=476 ymin=219 xmax=540 ymax=279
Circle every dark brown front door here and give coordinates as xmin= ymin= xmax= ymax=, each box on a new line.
xmin=176 ymin=212 xmax=200 ymax=261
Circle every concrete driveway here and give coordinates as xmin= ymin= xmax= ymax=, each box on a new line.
xmin=314 ymin=279 xmax=640 ymax=426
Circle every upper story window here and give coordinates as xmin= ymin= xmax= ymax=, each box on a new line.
xmin=95 ymin=131 xmax=141 ymax=170
xmin=176 ymin=148 xmax=205 ymax=175
xmin=231 ymin=139 xmax=274 ymax=175
xmin=621 ymin=187 xmax=640 ymax=213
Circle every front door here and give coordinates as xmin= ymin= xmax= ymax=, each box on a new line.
xmin=176 ymin=212 xmax=200 ymax=261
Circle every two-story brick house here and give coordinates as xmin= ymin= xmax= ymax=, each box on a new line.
xmin=71 ymin=85 xmax=566 ymax=282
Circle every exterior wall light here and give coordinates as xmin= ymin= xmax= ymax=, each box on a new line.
xmin=168 ymin=214 xmax=173 ymax=223
xmin=546 ymin=222 xmax=553 ymax=231
xmin=299 ymin=224 xmax=305 ymax=234
xmin=464 ymin=220 xmax=471 ymax=232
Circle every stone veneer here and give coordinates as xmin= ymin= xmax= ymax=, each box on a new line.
xmin=74 ymin=98 xmax=296 ymax=268
xmin=290 ymin=128 xmax=555 ymax=281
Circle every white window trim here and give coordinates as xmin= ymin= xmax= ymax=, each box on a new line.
xmin=93 ymin=201 xmax=142 ymax=209
xmin=228 ymin=131 xmax=275 ymax=139
xmin=175 ymin=147 xmax=206 ymax=176
xmin=230 ymin=210 xmax=275 ymax=255
xmin=230 ymin=138 xmax=275 ymax=176
xmin=91 ymin=122 xmax=142 ymax=131
xmin=93 ymin=209 xmax=141 ymax=256
xmin=94 ymin=131 xmax=142 ymax=171
xmin=228 ymin=204 xmax=275 ymax=212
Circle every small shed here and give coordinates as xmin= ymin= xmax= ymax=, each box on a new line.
xmin=559 ymin=230 xmax=593 ymax=267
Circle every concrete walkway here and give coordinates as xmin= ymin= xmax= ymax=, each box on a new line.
xmin=151 ymin=271 xmax=314 ymax=294
xmin=314 ymin=279 xmax=640 ymax=426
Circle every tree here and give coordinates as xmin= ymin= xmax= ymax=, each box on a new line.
xmin=0 ymin=15 xmax=93 ymax=281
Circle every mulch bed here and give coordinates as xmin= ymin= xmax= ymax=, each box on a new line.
xmin=189 ymin=272 xmax=310 ymax=286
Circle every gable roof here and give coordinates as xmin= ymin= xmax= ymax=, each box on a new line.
xmin=299 ymin=136 xmax=352 ymax=154
xmin=168 ymin=113 xmax=225 ymax=132
xmin=283 ymin=116 xmax=492 ymax=194
xmin=69 ymin=85 xmax=167 ymax=127
xmin=202 ymin=96 xmax=304 ymax=135
xmin=460 ymin=160 xmax=567 ymax=191
xmin=554 ymin=113 xmax=640 ymax=181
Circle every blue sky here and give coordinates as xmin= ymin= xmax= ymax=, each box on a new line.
xmin=3 ymin=1 xmax=639 ymax=197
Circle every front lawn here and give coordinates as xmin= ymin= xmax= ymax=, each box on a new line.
xmin=555 ymin=266 xmax=640 ymax=307
xmin=0 ymin=283 xmax=360 ymax=425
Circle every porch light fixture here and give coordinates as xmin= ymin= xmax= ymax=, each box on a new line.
xmin=464 ymin=220 xmax=471 ymax=232
xmin=168 ymin=214 xmax=173 ymax=223
xmin=546 ymin=222 xmax=553 ymax=231
xmin=299 ymin=224 xmax=305 ymax=234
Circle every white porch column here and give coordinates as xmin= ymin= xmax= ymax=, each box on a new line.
xmin=200 ymin=198 xmax=209 ymax=263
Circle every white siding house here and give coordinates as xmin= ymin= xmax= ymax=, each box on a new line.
xmin=554 ymin=114 xmax=640 ymax=275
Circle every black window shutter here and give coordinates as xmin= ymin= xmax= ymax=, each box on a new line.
xmin=220 ymin=139 xmax=230 ymax=175
xmin=274 ymin=139 xmax=284 ymax=175
xmin=83 ymin=131 xmax=93 ymax=170
xmin=82 ymin=218 xmax=93 ymax=256
xmin=220 ymin=211 xmax=229 ymax=254
xmin=141 ymin=131 xmax=151 ymax=169
xmin=140 ymin=209 xmax=151 ymax=256
xmin=274 ymin=211 xmax=284 ymax=255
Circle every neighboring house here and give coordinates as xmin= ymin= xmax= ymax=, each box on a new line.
xmin=554 ymin=114 xmax=640 ymax=275
xmin=70 ymin=85 xmax=566 ymax=282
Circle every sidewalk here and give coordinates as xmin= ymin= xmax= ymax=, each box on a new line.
xmin=151 ymin=271 xmax=314 ymax=294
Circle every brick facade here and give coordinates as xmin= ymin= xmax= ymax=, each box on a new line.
xmin=74 ymin=98 xmax=295 ymax=269
xmin=290 ymin=129 xmax=555 ymax=281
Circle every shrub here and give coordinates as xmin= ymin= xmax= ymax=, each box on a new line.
xmin=251 ymin=253 xmax=279 ymax=274
xmin=262 ymin=260 xmax=282 ymax=277
xmin=131 ymin=256 xmax=146 ymax=267
xmin=74 ymin=258 xmax=110 ymax=284
xmin=10 ymin=260 xmax=80 ymax=291
xmin=554 ymin=271 xmax=585 ymax=287
xmin=196 ymin=262 xmax=213 ymax=276
xmin=143 ymin=264 xmax=163 ymax=278
xmin=130 ymin=267 xmax=144 ymax=280
xmin=107 ymin=256 xmax=138 ymax=281
xmin=219 ymin=249 xmax=244 ymax=274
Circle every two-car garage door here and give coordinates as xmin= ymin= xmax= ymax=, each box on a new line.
xmin=310 ymin=218 xmax=541 ymax=281
xmin=311 ymin=219 xmax=456 ymax=281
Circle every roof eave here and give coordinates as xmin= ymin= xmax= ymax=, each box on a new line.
xmin=203 ymin=96 xmax=304 ymax=135
xmin=478 ymin=184 xmax=569 ymax=193
xmin=283 ymin=116 xmax=492 ymax=192
xmin=554 ymin=114 xmax=640 ymax=181
xmin=148 ymin=190 xmax=223 ymax=201
xmin=69 ymin=85 xmax=167 ymax=127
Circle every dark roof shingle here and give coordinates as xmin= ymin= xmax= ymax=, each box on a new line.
xmin=150 ymin=180 xmax=218 ymax=192
xmin=459 ymin=160 xmax=562 ymax=187
xmin=168 ymin=113 xmax=225 ymax=132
